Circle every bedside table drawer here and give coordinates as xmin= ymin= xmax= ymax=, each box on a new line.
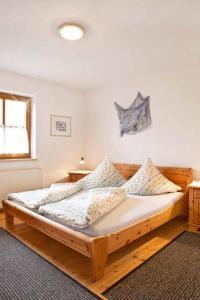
xmin=194 ymin=198 xmax=200 ymax=224
xmin=68 ymin=170 xmax=92 ymax=183
xmin=189 ymin=184 xmax=200 ymax=227
xmin=69 ymin=174 xmax=84 ymax=182
xmin=194 ymin=189 xmax=200 ymax=199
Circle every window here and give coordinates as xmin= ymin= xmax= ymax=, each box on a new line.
xmin=0 ymin=92 xmax=31 ymax=159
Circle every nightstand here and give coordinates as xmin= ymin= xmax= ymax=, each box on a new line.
xmin=68 ymin=170 xmax=92 ymax=182
xmin=189 ymin=181 xmax=200 ymax=230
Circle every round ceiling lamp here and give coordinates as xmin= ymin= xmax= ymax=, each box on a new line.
xmin=58 ymin=23 xmax=84 ymax=41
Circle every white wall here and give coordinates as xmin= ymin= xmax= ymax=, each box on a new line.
xmin=1 ymin=57 xmax=200 ymax=184
xmin=0 ymin=70 xmax=84 ymax=187
xmin=84 ymin=72 xmax=200 ymax=179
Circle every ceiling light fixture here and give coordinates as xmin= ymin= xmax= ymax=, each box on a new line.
xmin=58 ymin=23 xmax=84 ymax=41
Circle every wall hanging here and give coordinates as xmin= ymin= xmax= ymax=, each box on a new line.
xmin=50 ymin=115 xmax=71 ymax=137
xmin=114 ymin=92 xmax=151 ymax=136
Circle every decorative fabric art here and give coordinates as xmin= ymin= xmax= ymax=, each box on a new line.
xmin=114 ymin=92 xmax=151 ymax=136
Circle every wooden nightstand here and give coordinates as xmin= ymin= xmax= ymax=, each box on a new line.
xmin=68 ymin=170 xmax=92 ymax=182
xmin=189 ymin=182 xmax=200 ymax=230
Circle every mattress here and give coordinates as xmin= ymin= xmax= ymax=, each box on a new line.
xmin=80 ymin=191 xmax=184 ymax=236
xmin=10 ymin=190 xmax=184 ymax=237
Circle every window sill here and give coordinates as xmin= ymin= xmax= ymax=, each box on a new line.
xmin=0 ymin=158 xmax=38 ymax=162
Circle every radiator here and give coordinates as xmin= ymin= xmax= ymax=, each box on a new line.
xmin=0 ymin=169 xmax=42 ymax=208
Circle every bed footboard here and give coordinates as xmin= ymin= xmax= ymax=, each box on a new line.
xmin=2 ymin=199 xmax=108 ymax=281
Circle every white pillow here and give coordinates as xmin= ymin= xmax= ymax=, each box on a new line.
xmin=123 ymin=158 xmax=181 ymax=195
xmin=80 ymin=157 xmax=126 ymax=189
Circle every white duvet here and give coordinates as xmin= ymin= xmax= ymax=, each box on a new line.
xmin=8 ymin=182 xmax=82 ymax=209
xmin=39 ymin=187 xmax=127 ymax=228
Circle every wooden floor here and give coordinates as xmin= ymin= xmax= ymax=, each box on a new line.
xmin=0 ymin=212 xmax=188 ymax=299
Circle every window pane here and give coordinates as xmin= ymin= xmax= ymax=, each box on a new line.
xmin=4 ymin=127 xmax=29 ymax=153
xmin=5 ymin=100 xmax=26 ymax=127
xmin=0 ymin=99 xmax=3 ymax=125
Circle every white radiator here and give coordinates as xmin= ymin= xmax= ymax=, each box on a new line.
xmin=0 ymin=168 xmax=42 ymax=208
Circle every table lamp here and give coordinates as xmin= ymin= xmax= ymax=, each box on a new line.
xmin=80 ymin=157 xmax=85 ymax=170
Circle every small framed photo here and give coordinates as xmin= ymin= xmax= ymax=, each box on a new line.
xmin=50 ymin=115 xmax=71 ymax=137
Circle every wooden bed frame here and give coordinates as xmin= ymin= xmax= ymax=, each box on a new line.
xmin=3 ymin=163 xmax=192 ymax=281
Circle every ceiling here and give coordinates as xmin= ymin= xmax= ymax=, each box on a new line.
xmin=0 ymin=0 xmax=199 ymax=90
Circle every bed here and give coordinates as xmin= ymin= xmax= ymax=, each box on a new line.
xmin=3 ymin=163 xmax=192 ymax=281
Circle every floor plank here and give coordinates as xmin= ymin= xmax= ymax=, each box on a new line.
xmin=0 ymin=213 xmax=187 ymax=297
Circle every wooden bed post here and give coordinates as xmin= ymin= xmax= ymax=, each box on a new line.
xmin=5 ymin=213 xmax=14 ymax=229
xmin=3 ymin=200 xmax=14 ymax=230
xmin=89 ymin=237 xmax=108 ymax=281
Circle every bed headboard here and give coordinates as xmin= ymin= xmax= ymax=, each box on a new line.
xmin=113 ymin=163 xmax=193 ymax=192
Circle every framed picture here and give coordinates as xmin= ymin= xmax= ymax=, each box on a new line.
xmin=50 ymin=115 xmax=71 ymax=137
